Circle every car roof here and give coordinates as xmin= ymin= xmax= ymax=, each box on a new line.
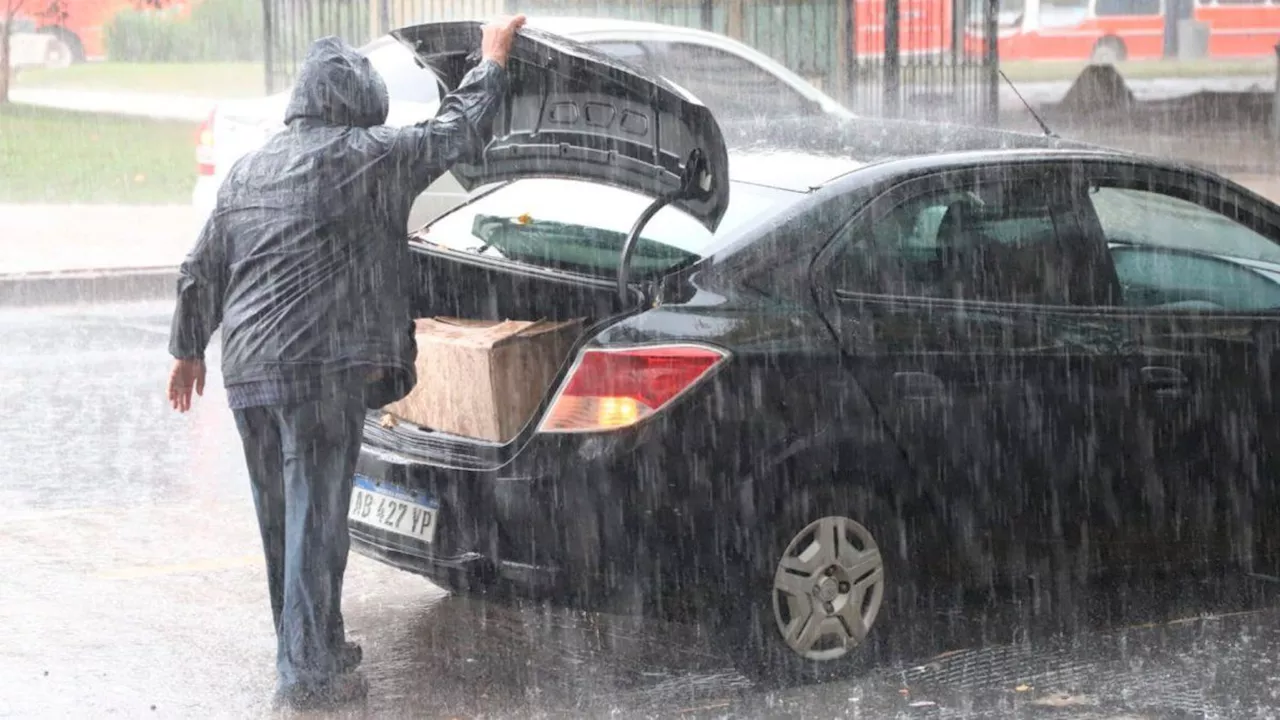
xmin=526 ymin=16 xmax=848 ymax=113
xmin=727 ymin=150 xmax=866 ymax=194
xmin=719 ymin=116 xmax=1139 ymax=193
xmin=361 ymin=33 xmax=1138 ymax=194
xmin=362 ymin=18 xmax=718 ymax=52
xmin=524 ymin=15 xmax=744 ymax=41
xmin=382 ymin=16 xmax=851 ymax=117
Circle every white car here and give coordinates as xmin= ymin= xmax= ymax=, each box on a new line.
xmin=190 ymin=16 xmax=853 ymax=237
xmin=3 ymin=16 xmax=73 ymax=70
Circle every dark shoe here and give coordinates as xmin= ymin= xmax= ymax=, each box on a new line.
xmin=274 ymin=673 xmax=368 ymax=711
xmin=339 ymin=641 xmax=363 ymax=674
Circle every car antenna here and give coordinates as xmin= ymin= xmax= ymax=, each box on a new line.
xmin=998 ymin=68 xmax=1056 ymax=138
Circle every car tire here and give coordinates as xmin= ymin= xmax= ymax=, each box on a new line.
xmin=43 ymin=39 xmax=73 ymax=70
xmin=1090 ymin=37 xmax=1127 ymax=64
xmin=38 ymin=27 xmax=84 ymax=64
xmin=711 ymin=482 xmax=918 ymax=684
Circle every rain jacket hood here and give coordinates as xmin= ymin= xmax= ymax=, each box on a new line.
xmin=169 ymin=37 xmax=508 ymax=409
xmin=285 ymin=36 xmax=390 ymax=129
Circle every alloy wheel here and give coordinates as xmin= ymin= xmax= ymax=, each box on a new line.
xmin=771 ymin=515 xmax=885 ymax=661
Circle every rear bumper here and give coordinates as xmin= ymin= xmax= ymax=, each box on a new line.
xmin=349 ymin=526 xmax=564 ymax=597
xmin=347 ymin=429 xmax=676 ymax=610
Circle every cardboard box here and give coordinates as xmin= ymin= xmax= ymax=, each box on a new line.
xmin=384 ymin=317 xmax=585 ymax=442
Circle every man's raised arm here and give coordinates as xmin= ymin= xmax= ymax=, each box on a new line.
xmin=390 ymin=15 xmax=527 ymax=191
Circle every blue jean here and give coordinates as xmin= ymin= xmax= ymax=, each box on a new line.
xmin=232 ymin=381 xmax=365 ymax=689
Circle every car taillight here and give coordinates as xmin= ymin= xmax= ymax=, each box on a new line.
xmin=196 ymin=108 xmax=216 ymax=176
xmin=539 ymin=344 xmax=728 ymax=433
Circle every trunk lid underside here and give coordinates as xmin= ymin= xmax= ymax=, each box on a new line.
xmin=391 ymin=20 xmax=731 ymax=234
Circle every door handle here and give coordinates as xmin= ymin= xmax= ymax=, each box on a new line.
xmin=893 ymin=371 xmax=945 ymax=400
xmin=1140 ymin=365 xmax=1189 ymax=398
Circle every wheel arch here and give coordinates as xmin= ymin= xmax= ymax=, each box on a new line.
xmin=37 ymin=25 xmax=85 ymax=62
xmin=734 ymin=425 xmax=926 ymax=525
xmin=1091 ymin=34 xmax=1128 ymax=62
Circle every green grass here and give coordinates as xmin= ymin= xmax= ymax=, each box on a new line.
xmin=11 ymin=55 xmax=1275 ymax=101
xmin=0 ymin=105 xmax=197 ymax=204
xmin=15 ymin=62 xmax=265 ymax=98
xmin=1001 ymin=57 xmax=1275 ymax=82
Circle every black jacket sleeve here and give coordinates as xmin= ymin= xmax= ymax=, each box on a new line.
xmin=168 ymin=210 xmax=230 ymax=360
xmin=389 ymin=58 xmax=509 ymax=193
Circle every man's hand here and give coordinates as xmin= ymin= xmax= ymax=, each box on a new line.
xmin=168 ymin=358 xmax=207 ymax=413
xmin=481 ymin=14 xmax=527 ymax=68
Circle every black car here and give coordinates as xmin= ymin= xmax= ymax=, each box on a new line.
xmin=348 ymin=22 xmax=1280 ymax=679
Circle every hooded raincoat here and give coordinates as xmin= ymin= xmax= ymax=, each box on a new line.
xmin=169 ymin=36 xmax=508 ymax=408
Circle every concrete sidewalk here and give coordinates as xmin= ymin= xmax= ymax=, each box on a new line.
xmin=0 ymin=204 xmax=195 ymax=275
xmin=8 ymin=88 xmax=216 ymax=123
xmin=10 ymin=72 xmax=1275 ymax=125
xmin=0 ymin=204 xmax=194 ymax=306
xmin=4 ymin=174 xmax=1279 ymax=277
xmin=3 ymin=171 xmax=1280 ymax=305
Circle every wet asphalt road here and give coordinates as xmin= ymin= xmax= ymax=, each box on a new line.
xmin=4 ymin=300 xmax=1280 ymax=719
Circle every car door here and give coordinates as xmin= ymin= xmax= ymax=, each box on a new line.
xmin=1078 ymin=162 xmax=1280 ymax=577
xmin=811 ymin=160 xmax=1134 ymax=587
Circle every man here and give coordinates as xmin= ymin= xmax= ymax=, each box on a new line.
xmin=166 ymin=15 xmax=527 ymax=709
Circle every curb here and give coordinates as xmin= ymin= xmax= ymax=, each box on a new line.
xmin=9 ymin=89 xmax=216 ymax=123
xmin=0 ymin=267 xmax=178 ymax=308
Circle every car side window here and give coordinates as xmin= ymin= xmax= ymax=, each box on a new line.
xmin=1085 ymin=184 xmax=1280 ymax=310
xmin=364 ymin=40 xmax=441 ymax=106
xmin=589 ymin=41 xmax=651 ymax=69
xmin=646 ymin=42 xmax=815 ymax=120
xmin=827 ymin=169 xmax=1120 ymax=306
xmin=8 ymin=16 xmax=36 ymax=33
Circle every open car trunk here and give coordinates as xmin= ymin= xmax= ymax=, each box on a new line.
xmin=372 ymin=241 xmax=632 ymax=447
xmin=369 ymin=20 xmax=729 ymax=454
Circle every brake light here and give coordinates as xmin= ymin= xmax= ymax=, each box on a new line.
xmin=196 ymin=108 xmax=216 ymax=176
xmin=539 ymin=345 xmax=728 ymax=433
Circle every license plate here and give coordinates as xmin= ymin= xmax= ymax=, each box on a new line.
xmin=348 ymin=474 xmax=439 ymax=544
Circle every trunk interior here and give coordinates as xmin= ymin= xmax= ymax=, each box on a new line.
xmin=365 ymin=242 xmax=637 ymax=460
xmin=407 ymin=242 xmax=629 ymax=322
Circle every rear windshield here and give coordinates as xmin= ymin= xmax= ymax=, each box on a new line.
xmin=362 ymin=39 xmax=441 ymax=106
xmin=419 ymin=179 xmax=793 ymax=278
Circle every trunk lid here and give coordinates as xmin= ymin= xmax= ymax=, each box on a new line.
xmin=391 ymin=21 xmax=731 ymax=233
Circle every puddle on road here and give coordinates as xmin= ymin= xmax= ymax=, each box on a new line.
xmin=4 ymin=304 xmax=1280 ymax=719
xmin=316 ymin=564 xmax=1280 ymax=719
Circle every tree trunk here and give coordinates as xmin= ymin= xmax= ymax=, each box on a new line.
xmin=0 ymin=9 xmax=13 ymax=105
xmin=0 ymin=0 xmax=31 ymax=105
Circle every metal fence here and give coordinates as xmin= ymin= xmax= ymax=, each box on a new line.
xmin=262 ymin=0 xmax=1000 ymax=124
xmin=849 ymin=0 xmax=1000 ymax=124
xmin=262 ymin=0 xmax=373 ymax=93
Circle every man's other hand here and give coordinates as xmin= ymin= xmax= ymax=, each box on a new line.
xmin=168 ymin=358 xmax=207 ymax=413
xmin=482 ymin=14 xmax=527 ymax=68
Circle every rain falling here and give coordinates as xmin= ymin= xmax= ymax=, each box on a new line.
xmin=3 ymin=0 xmax=1280 ymax=717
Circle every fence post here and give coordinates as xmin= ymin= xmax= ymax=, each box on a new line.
xmin=984 ymin=0 xmax=999 ymax=126
xmin=261 ymin=0 xmax=274 ymax=94
xmin=838 ymin=0 xmax=853 ymax=108
xmin=884 ymin=0 xmax=900 ymax=118
xmin=1273 ymin=43 xmax=1280 ymax=143
xmin=725 ymin=0 xmax=744 ymax=41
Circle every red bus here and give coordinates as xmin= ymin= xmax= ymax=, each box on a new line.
xmin=37 ymin=0 xmax=194 ymax=62
xmin=852 ymin=0 xmax=959 ymax=57
xmin=972 ymin=0 xmax=1280 ymax=62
